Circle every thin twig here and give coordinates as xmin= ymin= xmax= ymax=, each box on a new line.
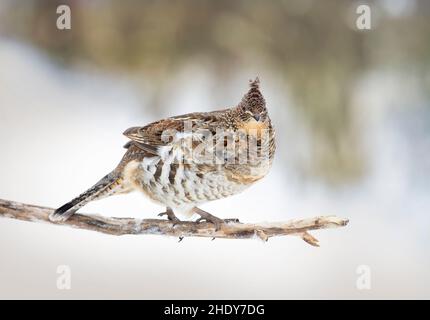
xmin=0 ymin=199 xmax=348 ymax=246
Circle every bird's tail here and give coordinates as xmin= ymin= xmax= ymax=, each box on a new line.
xmin=49 ymin=171 xmax=125 ymax=222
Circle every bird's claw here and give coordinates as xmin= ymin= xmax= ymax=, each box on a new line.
xmin=158 ymin=210 xmax=181 ymax=224
xmin=195 ymin=216 xmax=224 ymax=231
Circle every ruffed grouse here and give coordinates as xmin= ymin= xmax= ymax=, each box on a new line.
xmin=50 ymin=78 xmax=276 ymax=229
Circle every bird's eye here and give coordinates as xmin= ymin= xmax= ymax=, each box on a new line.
xmin=244 ymin=111 xmax=255 ymax=119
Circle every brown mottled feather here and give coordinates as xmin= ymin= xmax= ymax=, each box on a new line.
xmin=51 ymin=77 xmax=275 ymax=221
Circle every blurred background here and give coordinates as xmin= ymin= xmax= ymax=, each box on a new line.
xmin=0 ymin=0 xmax=429 ymax=299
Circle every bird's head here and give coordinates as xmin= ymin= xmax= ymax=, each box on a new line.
xmin=235 ymin=77 xmax=270 ymax=133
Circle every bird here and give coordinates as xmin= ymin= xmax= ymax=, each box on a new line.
xmin=49 ymin=78 xmax=276 ymax=229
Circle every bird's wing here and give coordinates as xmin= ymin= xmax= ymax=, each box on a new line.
xmin=123 ymin=111 xmax=225 ymax=155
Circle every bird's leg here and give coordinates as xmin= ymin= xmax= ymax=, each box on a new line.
xmin=193 ymin=207 xmax=225 ymax=230
xmin=158 ymin=207 xmax=181 ymax=223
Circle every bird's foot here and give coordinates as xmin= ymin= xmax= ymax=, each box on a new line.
xmin=195 ymin=216 xmax=223 ymax=231
xmin=158 ymin=208 xmax=181 ymax=223
xmin=193 ymin=208 xmax=226 ymax=231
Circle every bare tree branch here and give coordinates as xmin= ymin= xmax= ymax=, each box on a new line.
xmin=0 ymin=199 xmax=348 ymax=246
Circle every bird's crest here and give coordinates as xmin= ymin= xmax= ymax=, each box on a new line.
xmin=240 ymin=77 xmax=265 ymax=109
